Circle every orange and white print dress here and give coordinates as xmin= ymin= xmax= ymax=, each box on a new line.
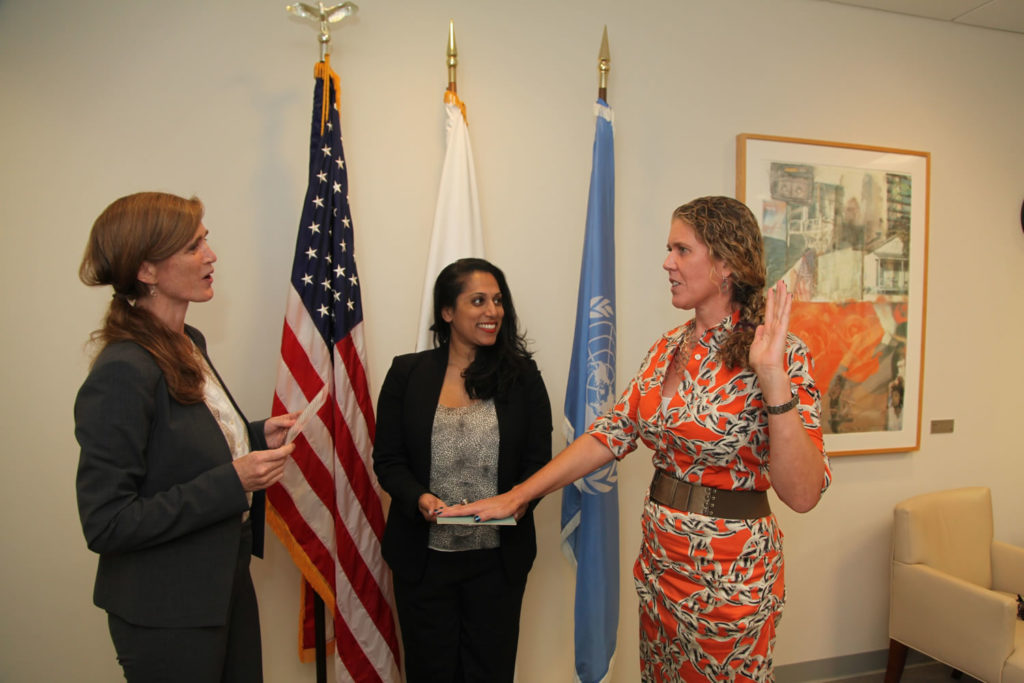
xmin=588 ymin=313 xmax=831 ymax=682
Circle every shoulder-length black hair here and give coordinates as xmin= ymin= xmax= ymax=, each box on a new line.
xmin=431 ymin=258 xmax=532 ymax=399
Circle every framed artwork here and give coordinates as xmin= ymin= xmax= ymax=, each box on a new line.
xmin=737 ymin=134 xmax=930 ymax=456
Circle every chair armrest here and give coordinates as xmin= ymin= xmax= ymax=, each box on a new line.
xmin=992 ymin=541 xmax=1024 ymax=595
xmin=891 ymin=561 xmax=1017 ymax=682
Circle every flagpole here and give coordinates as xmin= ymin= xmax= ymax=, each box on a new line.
xmin=447 ymin=19 xmax=457 ymax=94
xmin=414 ymin=19 xmax=483 ymax=350
xmin=598 ymin=25 xmax=610 ymax=102
xmin=560 ymin=27 xmax=618 ymax=683
xmin=282 ymin=7 xmax=362 ymax=683
xmin=313 ymin=597 xmax=327 ymax=683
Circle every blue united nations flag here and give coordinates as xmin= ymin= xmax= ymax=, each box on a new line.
xmin=560 ymin=98 xmax=617 ymax=683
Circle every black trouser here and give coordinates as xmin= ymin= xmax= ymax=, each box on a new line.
xmin=107 ymin=522 xmax=262 ymax=683
xmin=394 ymin=548 xmax=527 ymax=683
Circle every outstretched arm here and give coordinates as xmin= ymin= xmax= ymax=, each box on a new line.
xmin=442 ymin=433 xmax=615 ymax=521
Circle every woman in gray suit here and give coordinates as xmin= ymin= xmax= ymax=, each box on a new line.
xmin=372 ymin=258 xmax=552 ymax=682
xmin=75 ymin=192 xmax=297 ymax=683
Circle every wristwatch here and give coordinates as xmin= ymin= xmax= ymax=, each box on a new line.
xmin=765 ymin=393 xmax=798 ymax=415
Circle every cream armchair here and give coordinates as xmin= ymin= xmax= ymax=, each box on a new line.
xmin=886 ymin=487 xmax=1024 ymax=682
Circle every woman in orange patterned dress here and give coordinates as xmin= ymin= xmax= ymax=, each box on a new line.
xmin=444 ymin=196 xmax=831 ymax=682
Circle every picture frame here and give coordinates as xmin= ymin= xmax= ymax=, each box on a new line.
xmin=737 ymin=134 xmax=930 ymax=456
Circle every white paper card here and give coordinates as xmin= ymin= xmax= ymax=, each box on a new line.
xmin=435 ymin=516 xmax=516 ymax=526
xmin=285 ymin=384 xmax=329 ymax=444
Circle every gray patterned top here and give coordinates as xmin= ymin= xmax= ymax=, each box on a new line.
xmin=428 ymin=399 xmax=500 ymax=551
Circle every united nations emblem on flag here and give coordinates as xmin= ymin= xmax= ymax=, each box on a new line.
xmin=585 ymin=295 xmax=616 ymax=425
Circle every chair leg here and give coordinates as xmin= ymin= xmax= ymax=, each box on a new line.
xmin=884 ymin=639 xmax=909 ymax=683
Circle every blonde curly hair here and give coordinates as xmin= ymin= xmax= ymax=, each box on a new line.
xmin=672 ymin=196 xmax=766 ymax=369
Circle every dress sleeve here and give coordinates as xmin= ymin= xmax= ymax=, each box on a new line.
xmin=75 ymin=351 xmax=248 ymax=555
xmin=786 ymin=334 xmax=832 ymax=493
xmin=585 ymin=341 xmax=659 ymax=461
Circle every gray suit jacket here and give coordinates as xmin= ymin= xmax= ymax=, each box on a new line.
xmin=75 ymin=326 xmax=267 ymax=628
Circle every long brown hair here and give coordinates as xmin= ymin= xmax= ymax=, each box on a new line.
xmin=672 ymin=196 xmax=766 ymax=369
xmin=80 ymin=192 xmax=206 ymax=403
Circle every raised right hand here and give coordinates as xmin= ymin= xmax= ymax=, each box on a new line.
xmin=233 ymin=443 xmax=295 ymax=492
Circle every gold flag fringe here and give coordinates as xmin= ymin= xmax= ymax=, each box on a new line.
xmin=444 ymin=89 xmax=468 ymax=125
xmin=315 ymin=55 xmax=343 ymax=136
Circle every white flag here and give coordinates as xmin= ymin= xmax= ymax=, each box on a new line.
xmin=415 ymin=91 xmax=485 ymax=351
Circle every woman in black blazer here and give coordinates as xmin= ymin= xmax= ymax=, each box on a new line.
xmin=373 ymin=258 xmax=552 ymax=682
xmin=75 ymin=192 xmax=296 ymax=683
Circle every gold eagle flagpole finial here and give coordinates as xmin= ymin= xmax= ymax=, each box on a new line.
xmin=447 ymin=19 xmax=458 ymax=94
xmin=286 ymin=1 xmax=358 ymax=62
xmin=598 ymin=25 xmax=610 ymax=102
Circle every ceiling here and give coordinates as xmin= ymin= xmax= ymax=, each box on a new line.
xmin=821 ymin=0 xmax=1024 ymax=34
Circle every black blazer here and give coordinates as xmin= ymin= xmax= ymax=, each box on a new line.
xmin=372 ymin=347 xmax=553 ymax=584
xmin=75 ymin=326 xmax=267 ymax=628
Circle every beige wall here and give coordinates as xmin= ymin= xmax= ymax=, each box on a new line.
xmin=2 ymin=0 xmax=1023 ymax=680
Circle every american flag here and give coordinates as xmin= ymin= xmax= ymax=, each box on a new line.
xmin=267 ymin=59 xmax=401 ymax=683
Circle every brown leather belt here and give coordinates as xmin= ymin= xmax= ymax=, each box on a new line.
xmin=649 ymin=469 xmax=771 ymax=519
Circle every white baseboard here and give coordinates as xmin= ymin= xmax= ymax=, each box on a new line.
xmin=776 ymin=648 xmax=935 ymax=682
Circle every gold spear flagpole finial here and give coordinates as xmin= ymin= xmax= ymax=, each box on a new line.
xmin=447 ymin=19 xmax=458 ymax=94
xmin=286 ymin=1 xmax=359 ymax=62
xmin=598 ymin=25 xmax=610 ymax=102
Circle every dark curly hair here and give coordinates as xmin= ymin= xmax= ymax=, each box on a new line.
xmin=672 ymin=196 xmax=766 ymax=369
xmin=431 ymin=258 xmax=532 ymax=399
